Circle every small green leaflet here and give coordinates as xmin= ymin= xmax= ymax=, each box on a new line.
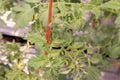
xmin=0 ymin=19 xmax=6 ymax=26
xmin=13 ymin=3 xmax=31 ymax=12
xmin=91 ymin=53 xmax=102 ymax=64
xmin=0 ymin=65 xmax=6 ymax=76
xmin=58 ymin=74 xmax=67 ymax=80
xmin=40 ymin=10 xmax=48 ymax=27
xmin=6 ymin=42 xmax=20 ymax=52
xmin=92 ymin=7 xmax=101 ymax=19
xmin=101 ymin=59 xmax=110 ymax=68
xmin=13 ymin=3 xmax=34 ymax=28
xmin=60 ymin=68 xmax=72 ymax=74
xmin=51 ymin=39 xmax=65 ymax=48
xmin=6 ymin=70 xmax=26 ymax=80
xmin=84 ymin=66 xmax=100 ymax=80
xmin=115 ymin=14 xmax=120 ymax=28
xmin=27 ymin=32 xmax=46 ymax=47
xmin=90 ymin=0 xmax=103 ymax=4
xmin=25 ymin=0 xmax=41 ymax=3
xmin=73 ymin=42 xmax=83 ymax=49
xmin=109 ymin=46 xmax=120 ymax=58
xmin=119 ymin=30 xmax=120 ymax=42
xmin=49 ymin=50 xmax=61 ymax=58
xmin=57 ymin=2 xmax=67 ymax=16
xmin=28 ymin=55 xmax=49 ymax=69
xmin=101 ymin=1 xmax=120 ymax=10
xmin=15 ymin=10 xmax=34 ymax=28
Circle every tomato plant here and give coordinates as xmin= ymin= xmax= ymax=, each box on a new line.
xmin=0 ymin=0 xmax=120 ymax=80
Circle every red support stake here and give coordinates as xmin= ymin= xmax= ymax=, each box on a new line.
xmin=45 ymin=0 xmax=53 ymax=44
xmin=44 ymin=0 xmax=53 ymax=56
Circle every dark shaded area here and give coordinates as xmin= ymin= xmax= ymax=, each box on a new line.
xmin=1 ymin=34 xmax=27 ymax=44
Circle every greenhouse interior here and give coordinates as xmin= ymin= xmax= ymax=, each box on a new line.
xmin=0 ymin=0 xmax=120 ymax=80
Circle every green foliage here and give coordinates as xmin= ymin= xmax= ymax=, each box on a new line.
xmin=6 ymin=69 xmax=26 ymax=80
xmin=11 ymin=3 xmax=34 ymax=28
xmin=92 ymin=7 xmax=101 ymax=19
xmin=25 ymin=0 xmax=41 ymax=3
xmin=83 ymin=66 xmax=101 ymax=80
xmin=101 ymin=0 xmax=120 ymax=10
xmin=27 ymin=32 xmax=46 ymax=47
xmin=91 ymin=53 xmax=102 ymax=64
xmin=28 ymin=55 xmax=49 ymax=69
xmin=0 ymin=0 xmax=16 ymax=14
xmin=6 ymin=42 xmax=20 ymax=52
xmin=115 ymin=14 xmax=120 ymax=28
xmin=0 ymin=0 xmax=120 ymax=80
xmin=0 ymin=19 xmax=6 ymax=25
xmin=109 ymin=45 xmax=120 ymax=58
xmin=90 ymin=0 xmax=103 ymax=4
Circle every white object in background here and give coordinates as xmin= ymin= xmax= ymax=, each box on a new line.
xmin=80 ymin=0 xmax=90 ymax=3
xmin=0 ymin=11 xmax=15 ymax=27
